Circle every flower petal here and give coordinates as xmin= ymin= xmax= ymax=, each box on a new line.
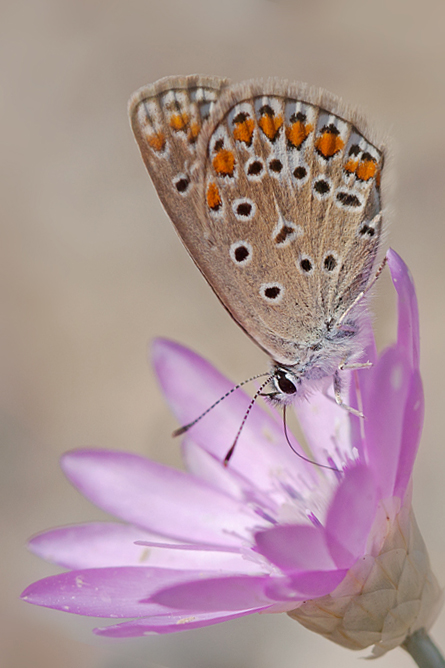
xmin=28 ymin=522 xmax=262 ymax=573
xmin=152 ymin=339 xmax=317 ymax=486
xmin=254 ymin=524 xmax=336 ymax=572
xmin=181 ymin=438 xmax=249 ymax=500
xmin=293 ymin=390 xmax=352 ymax=469
xmin=93 ymin=607 xmax=270 ymax=637
xmin=393 ymin=369 xmax=424 ymax=499
xmin=387 ymin=248 xmax=420 ymax=370
xmin=22 ymin=567 xmax=265 ymax=618
xmin=359 ymin=347 xmax=413 ymax=497
xmin=28 ymin=523 xmax=156 ymax=568
xmin=294 ymin=316 xmax=376 ymax=468
xmin=265 ymin=569 xmax=348 ymax=600
xmin=325 ymin=464 xmax=377 ymax=567
xmin=151 ymin=574 xmax=274 ymax=612
xmin=61 ymin=449 xmax=259 ymax=547
xmin=21 ymin=567 xmax=191 ymax=617
xmin=182 ymin=438 xmax=287 ymax=519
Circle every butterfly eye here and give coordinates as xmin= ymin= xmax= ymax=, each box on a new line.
xmin=275 ymin=369 xmax=298 ymax=395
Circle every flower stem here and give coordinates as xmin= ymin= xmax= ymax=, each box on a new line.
xmin=402 ymin=630 xmax=445 ymax=668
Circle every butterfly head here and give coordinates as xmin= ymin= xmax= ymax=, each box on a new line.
xmin=267 ymin=332 xmax=356 ymax=405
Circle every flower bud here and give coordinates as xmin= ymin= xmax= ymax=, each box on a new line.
xmin=288 ymin=502 xmax=442 ymax=657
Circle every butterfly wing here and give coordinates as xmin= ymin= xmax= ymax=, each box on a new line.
xmin=129 ymin=74 xmax=230 ymax=252
xmin=130 ymin=77 xmax=385 ymax=366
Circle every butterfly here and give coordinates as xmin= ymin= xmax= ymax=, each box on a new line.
xmin=129 ymin=75 xmax=385 ymax=416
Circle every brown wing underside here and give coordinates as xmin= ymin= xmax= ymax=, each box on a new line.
xmin=130 ymin=77 xmax=385 ymax=364
xmin=129 ymin=74 xmax=229 ymax=248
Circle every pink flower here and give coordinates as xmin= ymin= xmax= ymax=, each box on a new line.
xmin=21 ymin=250 xmax=441 ymax=654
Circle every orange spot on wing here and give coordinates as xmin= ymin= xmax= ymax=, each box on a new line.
xmin=375 ymin=169 xmax=381 ymax=188
xmin=315 ymin=132 xmax=344 ymax=158
xmin=146 ymin=131 xmax=166 ymax=152
xmin=169 ymin=112 xmax=189 ymax=132
xmin=285 ymin=121 xmax=313 ymax=148
xmin=356 ymin=159 xmax=377 ymax=181
xmin=188 ymin=121 xmax=201 ymax=143
xmin=258 ymin=114 xmax=283 ymax=141
xmin=344 ymin=158 xmax=359 ymax=174
xmin=212 ymin=149 xmax=235 ymax=177
xmin=207 ymin=182 xmax=222 ymax=210
xmin=233 ymin=118 xmax=255 ymax=145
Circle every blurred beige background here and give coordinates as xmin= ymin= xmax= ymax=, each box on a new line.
xmin=2 ymin=0 xmax=445 ymax=666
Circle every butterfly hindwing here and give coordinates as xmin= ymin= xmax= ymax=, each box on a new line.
xmin=195 ymin=79 xmax=384 ymax=363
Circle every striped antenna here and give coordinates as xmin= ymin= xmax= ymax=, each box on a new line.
xmin=172 ymin=372 xmax=271 ymax=437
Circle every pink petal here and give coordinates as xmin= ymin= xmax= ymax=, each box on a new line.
xmin=393 ymin=369 xmax=424 ymax=499
xmin=181 ymin=438 xmax=248 ymax=500
xmin=22 ymin=567 xmax=263 ymax=618
xmin=21 ymin=567 xmax=189 ymax=617
xmin=61 ymin=449 xmax=258 ymax=547
xmin=265 ymin=568 xmax=348 ymax=600
xmin=294 ymin=316 xmax=376 ymax=467
xmin=28 ymin=523 xmax=156 ymax=568
xmin=359 ymin=347 xmax=413 ymax=497
xmin=28 ymin=522 xmax=262 ymax=573
xmin=387 ymin=248 xmax=420 ymax=369
xmin=94 ymin=607 xmax=270 ymax=637
xmin=325 ymin=464 xmax=377 ymax=567
xmin=182 ymin=439 xmax=283 ymax=518
xmin=293 ymin=390 xmax=352 ymax=469
xmin=347 ymin=326 xmax=378 ymax=456
xmin=152 ymin=339 xmax=316 ymax=484
xmin=151 ymin=575 xmax=274 ymax=612
xmin=254 ymin=524 xmax=336 ymax=572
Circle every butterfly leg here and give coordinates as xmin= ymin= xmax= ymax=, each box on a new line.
xmin=338 ymin=360 xmax=373 ymax=371
xmin=333 ymin=370 xmax=364 ymax=418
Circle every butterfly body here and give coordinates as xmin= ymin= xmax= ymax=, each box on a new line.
xmin=129 ymin=76 xmax=385 ymax=406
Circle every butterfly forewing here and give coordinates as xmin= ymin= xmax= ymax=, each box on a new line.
xmin=129 ymin=75 xmax=230 ymax=254
xmin=130 ymin=77 xmax=385 ymax=367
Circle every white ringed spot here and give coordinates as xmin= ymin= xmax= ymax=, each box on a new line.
xmin=312 ymin=177 xmax=332 ymax=200
xmin=229 ymin=241 xmax=253 ymax=266
xmin=260 ymin=282 xmax=284 ymax=303
xmin=335 ymin=189 xmax=363 ymax=210
xmin=298 ymin=255 xmax=314 ymax=275
xmin=232 ymin=198 xmax=256 ymax=221
xmin=322 ymin=251 xmax=340 ymax=273
xmin=245 ymin=157 xmax=265 ymax=181
xmin=272 ymin=217 xmax=302 ymax=247
xmin=172 ymin=173 xmax=190 ymax=195
xmin=292 ymin=164 xmax=309 ymax=185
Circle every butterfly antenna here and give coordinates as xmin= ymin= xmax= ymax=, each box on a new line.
xmin=282 ymin=405 xmax=340 ymax=473
xmin=172 ymin=372 xmax=270 ymax=438
xmin=223 ymin=375 xmax=273 ymax=466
